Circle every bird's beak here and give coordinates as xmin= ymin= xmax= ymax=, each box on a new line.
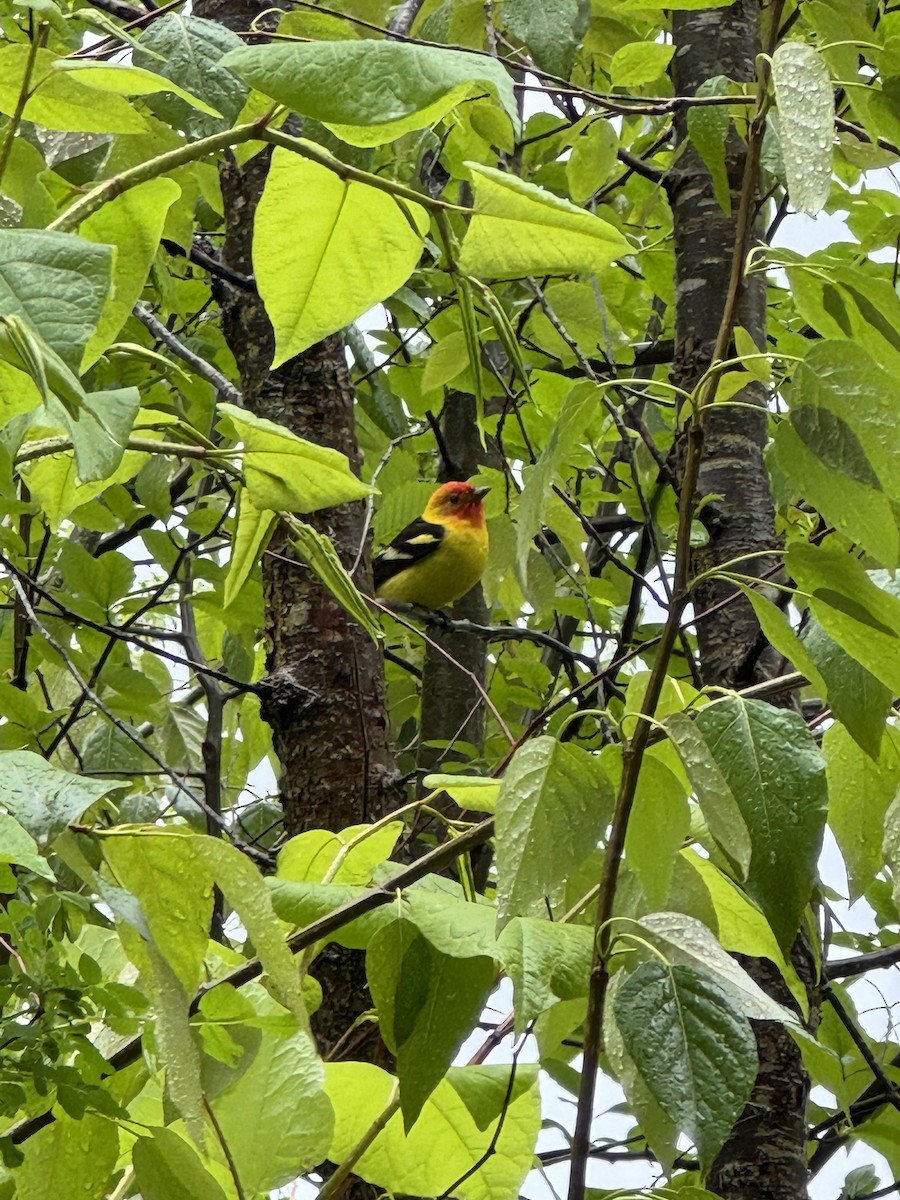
xmin=472 ymin=486 xmax=490 ymax=501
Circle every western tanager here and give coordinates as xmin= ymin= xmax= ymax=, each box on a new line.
xmin=374 ymin=481 xmax=490 ymax=608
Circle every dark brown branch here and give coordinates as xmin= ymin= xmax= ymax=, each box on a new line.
xmin=825 ymin=946 xmax=900 ymax=981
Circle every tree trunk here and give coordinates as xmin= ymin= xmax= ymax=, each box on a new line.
xmin=194 ymin=0 xmax=401 ymax=1074
xmin=669 ymin=4 xmax=812 ymax=1197
xmin=416 ymin=392 xmax=489 ymax=782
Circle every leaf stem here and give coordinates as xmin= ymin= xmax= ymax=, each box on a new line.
xmin=0 ymin=23 xmax=44 ymax=190
xmin=567 ymin=417 xmax=704 ymax=1200
xmin=261 ymin=126 xmax=465 ymax=214
xmin=48 ymin=115 xmax=274 ymax=233
xmin=316 ymin=1082 xmax=400 ymax=1200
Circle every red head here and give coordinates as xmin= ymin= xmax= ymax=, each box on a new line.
xmin=425 ymin=481 xmax=490 ymax=526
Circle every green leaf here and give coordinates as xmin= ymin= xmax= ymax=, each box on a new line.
xmin=0 ymin=44 xmax=148 ymax=133
xmin=0 ymin=751 xmax=120 ymax=845
xmin=787 ymin=541 xmax=900 ymax=693
xmin=566 ymin=118 xmax=619 ymax=206
xmin=54 ymin=61 xmax=223 ymax=117
xmin=669 ymin=698 xmax=827 ymax=948
xmin=367 ymin=917 xmax=495 ymax=1127
xmin=221 ymin=40 xmax=518 ymax=146
xmin=325 ymin=1061 xmax=540 ymax=1200
xmin=404 ymin=885 xmax=498 ymax=959
xmin=740 ymin=587 xmax=827 ymax=695
xmin=207 ymin=1018 xmax=333 ymax=1191
xmin=0 ymin=229 xmax=112 ymax=372
xmin=883 ymin=791 xmax=900 ymax=916
xmin=0 ymin=812 xmax=55 ymax=880
xmin=277 ymin=821 xmax=403 ymax=885
xmin=15 ymin=1113 xmax=118 ymax=1200
xmin=687 ymin=77 xmax=734 ymax=215
xmin=497 ymin=917 xmax=593 ymax=1029
xmin=147 ymin=942 xmax=206 ymax=1145
xmin=772 ymin=41 xmax=834 ymax=216
xmin=253 ymin=148 xmax=429 ymax=364
xmin=802 ymin=618 xmax=891 ymax=760
xmin=103 ymin=832 xmax=213 ymax=993
xmin=422 ymin=773 xmax=501 ymax=814
xmin=269 ymin=878 xmax=392 ymax=949
xmin=495 ymin=736 xmax=614 ymax=925
xmin=191 ymin=834 xmax=309 ymax=1025
xmin=825 ymin=724 xmax=900 ymax=901
xmin=0 ymin=315 xmax=85 ymax=419
xmin=224 ymin=487 xmax=278 ymax=609
xmin=678 ymin=851 xmax=808 ymax=1015
xmin=604 ymin=977 xmax=679 ymax=1172
xmin=132 ymin=1129 xmax=228 ymax=1200
xmin=629 ymin=912 xmax=800 ymax=1024
xmin=291 ymin=518 xmax=383 ymax=642
xmin=80 ymin=179 xmax=182 ymax=368
xmin=421 ymin=328 xmax=470 ymax=394
xmin=609 ymin=41 xmax=675 ymax=87
xmin=614 ymin=960 xmax=757 ymax=1174
xmin=621 ymin=750 xmax=690 ymax=910
xmin=785 ymin=265 xmax=900 ymax=375
xmin=54 ymin=387 xmax=142 ymax=484
xmin=501 ymin=0 xmax=585 ymax=79
xmin=134 ymin=14 xmax=247 ymax=138
xmin=771 ymin=340 xmax=900 ymax=565
xmin=218 ymin=402 xmax=374 ymax=512
xmin=666 ymin=713 xmax=752 ymax=876
xmin=516 ymin=379 xmax=602 ymax=568
xmin=458 ymin=164 xmax=630 ymax=279
xmin=109 ymin=829 xmax=307 ymax=1025
xmin=19 ymin=436 xmax=147 ymax=530
xmin=618 ymin=0 xmax=736 ymax=8
xmin=104 ymin=884 xmax=207 ymax=1145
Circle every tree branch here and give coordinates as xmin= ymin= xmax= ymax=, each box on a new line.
xmin=825 ymin=945 xmax=900 ymax=981
xmin=133 ymin=303 xmax=243 ymax=404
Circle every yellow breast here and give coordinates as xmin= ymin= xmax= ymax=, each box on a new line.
xmin=377 ymin=522 xmax=489 ymax=609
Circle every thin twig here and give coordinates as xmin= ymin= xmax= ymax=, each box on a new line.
xmin=5 ymin=816 xmax=494 ymax=1147
xmin=133 ymin=304 xmax=243 ymax=404
xmin=824 ymin=985 xmax=900 ymax=1118
xmin=566 ymin=415 xmax=704 ymax=1200
xmin=375 ymin=601 xmax=515 ymax=744
xmin=825 ymin=946 xmax=900 ymax=981
xmin=419 ymin=611 xmax=597 ymax=669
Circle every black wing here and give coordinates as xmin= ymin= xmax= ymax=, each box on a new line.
xmin=374 ymin=516 xmax=446 ymax=590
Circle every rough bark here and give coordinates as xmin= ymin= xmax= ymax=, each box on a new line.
xmin=194 ymin=0 xmax=401 ymax=1079
xmin=669 ymin=4 xmax=813 ymax=1198
xmin=670 ymin=2 xmax=783 ymax=689
xmin=211 ymin=143 xmax=401 ymax=837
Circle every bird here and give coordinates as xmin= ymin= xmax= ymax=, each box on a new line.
xmin=374 ymin=481 xmax=490 ymax=609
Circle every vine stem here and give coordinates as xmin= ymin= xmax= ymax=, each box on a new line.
xmin=569 ymin=5 xmax=787 ymax=1193
xmin=316 ymin=1083 xmax=400 ymax=1200
xmin=0 ymin=22 xmax=44 ymax=190
xmin=48 ymin=115 xmax=275 ymax=233
xmin=262 ymin=126 xmax=466 ymax=215
xmin=566 ymin=416 xmax=704 ymax=1200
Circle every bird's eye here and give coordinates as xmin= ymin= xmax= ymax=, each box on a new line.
xmin=449 ymin=494 xmax=460 ymax=504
